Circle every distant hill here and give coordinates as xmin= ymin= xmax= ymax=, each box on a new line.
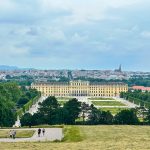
xmin=0 ymin=65 xmax=19 ymax=71
xmin=0 ymin=65 xmax=34 ymax=71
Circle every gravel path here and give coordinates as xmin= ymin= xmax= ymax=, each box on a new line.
xmin=0 ymin=128 xmax=63 ymax=142
xmin=77 ymin=97 xmax=92 ymax=105
xmin=89 ymin=100 xmax=116 ymax=102
xmin=95 ymin=106 xmax=129 ymax=108
xmin=115 ymin=97 xmax=139 ymax=108
xmin=28 ymin=96 xmax=47 ymax=115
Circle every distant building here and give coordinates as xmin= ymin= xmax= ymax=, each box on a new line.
xmin=31 ymin=80 xmax=128 ymax=97
xmin=115 ymin=65 xmax=122 ymax=73
xmin=132 ymin=86 xmax=150 ymax=92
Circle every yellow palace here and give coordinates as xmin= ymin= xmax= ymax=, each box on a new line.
xmin=31 ymin=80 xmax=128 ymax=97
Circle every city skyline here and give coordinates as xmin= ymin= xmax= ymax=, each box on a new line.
xmin=0 ymin=64 xmax=149 ymax=72
xmin=0 ymin=0 xmax=150 ymax=71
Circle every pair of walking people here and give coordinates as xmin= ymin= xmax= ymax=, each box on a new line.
xmin=9 ymin=130 xmax=16 ymax=139
xmin=38 ymin=128 xmax=45 ymax=137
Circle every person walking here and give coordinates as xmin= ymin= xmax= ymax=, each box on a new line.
xmin=42 ymin=128 xmax=45 ymax=136
xmin=9 ymin=130 xmax=12 ymax=138
xmin=12 ymin=130 xmax=16 ymax=139
xmin=38 ymin=128 xmax=41 ymax=137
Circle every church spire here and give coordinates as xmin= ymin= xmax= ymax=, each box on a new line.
xmin=119 ymin=64 xmax=122 ymax=72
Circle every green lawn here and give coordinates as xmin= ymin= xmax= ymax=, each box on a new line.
xmin=57 ymin=97 xmax=70 ymax=106
xmin=57 ymin=97 xmax=72 ymax=101
xmin=23 ymin=125 xmax=64 ymax=128
xmin=1 ymin=126 xmax=150 ymax=150
xmin=91 ymin=101 xmax=126 ymax=106
xmin=0 ymin=130 xmax=35 ymax=138
xmin=100 ymin=108 xmax=129 ymax=114
xmin=63 ymin=126 xmax=83 ymax=142
xmin=58 ymin=101 xmax=68 ymax=106
xmin=89 ymin=97 xmax=115 ymax=100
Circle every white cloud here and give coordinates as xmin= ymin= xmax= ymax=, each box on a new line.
xmin=0 ymin=0 xmax=16 ymax=10
xmin=0 ymin=0 xmax=150 ymax=70
xmin=37 ymin=0 xmax=144 ymax=25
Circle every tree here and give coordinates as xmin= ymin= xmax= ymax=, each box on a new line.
xmin=88 ymin=105 xmax=101 ymax=125
xmin=32 ymin=112 xmax=45 ymax=125
xmin=28 ymin=88 xmax=39 ymax=99
xmin=0 ymin=95 xmax=15 ymax=127
xmin=38 ymin=96 xmax=60 ymax=124
xmin=5 ymin=82 xmax=22 ymax=103
xmin=88 ymin=105 xmax=113 ymax=125
xmin=0 ymin=82 xmax=39 ymax=127
xmin=17 ymin=97 xmax=29 ymax=107
xmin=99 ymin=111 xmax=113 ymax=124
xmin=114 ymin=109 xmax=139 ymax=125
xmin=120 ymin=92 xmax=124 ymax=98
xmin=63 ymin=98 xmax=81 ymax=124
xmin=81 ymin=102 xmax=90 ymax=124
xmin=20 ymin=113 xmax=33 ymax=127
xmin=54 ymin=107 xmax=69 ymax=124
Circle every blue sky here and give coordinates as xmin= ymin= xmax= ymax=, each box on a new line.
xmin=0 ymin=0 xmax=150 ymax=71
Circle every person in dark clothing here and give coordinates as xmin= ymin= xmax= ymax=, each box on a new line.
xmin=42 ymin=128 xmax=45 ymax=136
xmin=38 ymin=128 xmax=41 ymax=137
xmin=9 ymin=130 xmax=12 ymax=138
xmin=12 ymin=130 xmax=16 ymax=139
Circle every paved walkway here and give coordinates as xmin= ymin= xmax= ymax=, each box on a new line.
xmin=28 ymin=96 xmax=47 ymax=115
xmin=76 ymin=97 xmax=91 ymax=105
xmin=0 ymin=128 xmax=63 ymax=142
xmin=95 ymin=106 xmax=129 ymax=108
xmin=115 ymin=97 xmax=139 ymax=108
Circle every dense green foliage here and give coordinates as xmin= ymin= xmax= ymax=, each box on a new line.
xmin=63 ymin=99 xmax=81 ymax=124
xmin=0 ymin=82 xmax=21 ymax=127
xmin=21 ymin=97 xmax=81 ymax=126
xmin=16 ymin=90 xmax=40 ymax=117
xmin=5 ymin=75 xmax=34 ymax=86
xmin=120 ymin=90 xmax=150 ymax=124
xmin=74 ymin=77 xmax=150 ymax=87
xmin=88 ymin=105 xmax=113 ymax=125
xmin=0 ymin=82 xmax=39 ymax=127
xmin=17 ymin=88 xmax=39 ymax=108
xmin=127 ymin=77 xmax=150 ymax=87
xmin=120 ymin=90 xmax=150 ymax=108
xmin=20 ymin=96 xmax=148 ymax=126
xmin=114 ymin=109 xmax=139 ymax=125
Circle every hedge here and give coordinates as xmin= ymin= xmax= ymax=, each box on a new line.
xmin=16 ymin=93 xmax=40 ymax=118
xmin=126 ymin=96 xmax=150 ymax=108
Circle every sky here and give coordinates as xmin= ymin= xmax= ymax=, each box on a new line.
xmin=0 ymin=0 xmax=150 ymax=71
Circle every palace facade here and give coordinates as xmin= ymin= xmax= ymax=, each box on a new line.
xmin=31 ymin=80 xmax=128 ymax=97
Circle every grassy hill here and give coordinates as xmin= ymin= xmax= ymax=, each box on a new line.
xmin=0 ymin=125 xmax=150 ymax=150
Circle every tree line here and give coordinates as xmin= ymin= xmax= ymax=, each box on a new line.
xmin=20 ymin=96 xmax=150 ymax=127
xmin=56 ymin=76 xmax=150 ymax=87
xmin=74 ymin=77 xmax=150 ymax=87
xmin=0 ymin=82 xmax=39 ymax=127
xmin=120 ymin=90 xmax=150 ymax=108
